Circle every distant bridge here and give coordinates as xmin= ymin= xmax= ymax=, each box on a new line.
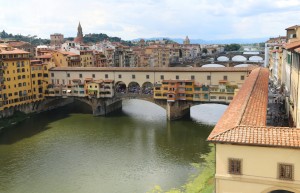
xmin=192 ymin=52 xmax=264 ymax=67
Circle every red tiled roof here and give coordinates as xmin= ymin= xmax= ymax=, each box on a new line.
xmin=207 ymin=68 xmax=264 ymax=140
xmin=36 ymin=54 xmax=52 ymax=59
xmin=240 ymin=68 xmax=269 ymax=126
xmin=0 ymin=48 xmax=29 ymax=54
xmin=208 ymin=67 xmax=300 ymax=148
xmin=209 ymin=126 xmax=300 ymax=148
xmin=7 ymin=41 xmax=30 ymax=47
xmin=285 ymin=25 xmax=299 ymax=30
xmin=284 ymin=40 xmax=300 ymax=50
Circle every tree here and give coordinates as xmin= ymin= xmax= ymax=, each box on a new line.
xmin=224 ymin=44 xmax=241 ymax=51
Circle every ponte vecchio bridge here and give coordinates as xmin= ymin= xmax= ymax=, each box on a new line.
xmin=46 ymin=67 xmax=255 ymax=120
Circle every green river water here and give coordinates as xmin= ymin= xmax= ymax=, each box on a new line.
xmin=0 ymin=100 xmax=227 ymax=193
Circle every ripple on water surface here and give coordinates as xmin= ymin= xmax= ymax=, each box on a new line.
xmin=0 ymin=100 xmax=227 ymax=193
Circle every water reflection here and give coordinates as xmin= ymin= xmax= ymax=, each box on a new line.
xmin=202 ymin=64 xmax=225 ymax=67
xmin=0 ymin=100 xmax=227 ymax=193
xmin=191 ymin=104 xmax=228 ymax=125
xmin=234 ymin=64 xmax=250 ymax=67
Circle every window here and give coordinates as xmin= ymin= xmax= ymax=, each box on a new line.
xmin=118 ymin=74 xmax=122 ymax=78
xmin=228 ymin=96 xmax=233 ymax=100
xmin=79 ymin=74 xmax=82 ymax=78
xmin=207 ymin=75 xmax=211 ymax=80
xmin=51 ymin=73 xmax=54 ymax=77
xmin=241 ymin=75 xmax=244 ymax=80
xmin=224 ymin=76 xmax=227 ymax=80
xmin=228 ymin=158 xmax=242 ymax=175
xmin=278 ymin=163 xmax=293 ymax=180
xmin=67 ymin=73 xmax=70 ymax=77
xmin=146 ymin=75 xmax=150 ymax=79
xmin=132 ymin=74 xmax=135 ymax=79
xmin=93 ymin=74 xmax=95 ymax=78
xmin=219 ymin=96 xmax=226 ymax=100
xmin=210 ymin=96 xmax=216 ymax=99
xmin=161 ymin=75 xmax=164 ymax=80
xmin=105 ymin=74 xmax=108 ymax=79
xmin=191 ymin=75 xmax=195 ymax=80
xmin=176 ymin=75 xmax=179 ymax=80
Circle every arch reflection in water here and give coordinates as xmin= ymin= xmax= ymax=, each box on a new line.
xmin=202 ymin=64 xmax=225 ymax=67
xmin=234 ymin=64 xmax=250 ymax=67
xmin=191 ymin=103 xmax=228 ymax=125
xmin=0 ymin=100 xmax=224 ymax=193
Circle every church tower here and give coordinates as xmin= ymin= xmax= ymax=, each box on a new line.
xmin=74 ymin=22 xmax=83 ymax=44
xmin=183 ymin=36 xmax=190 ymax=44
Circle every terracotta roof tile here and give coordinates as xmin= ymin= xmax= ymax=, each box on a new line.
xmin=209 ymin=126 xmax=300 ymax=148
xmin=284 ymin=40 xmax=300 ymax=50
xmin=285 ymin=25 xmax=300 ymax=30
xmin=208 ymin=67 xmax=300 ymax=148
xmin=207 ymin=68 xmax=263 ymax=140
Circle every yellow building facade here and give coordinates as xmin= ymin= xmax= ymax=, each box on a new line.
xmin=0 ymin=44 xmax=32 ymax=111
xmin=30 ymin=60 xmax=49 ymax=102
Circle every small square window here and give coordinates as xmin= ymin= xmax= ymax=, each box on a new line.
xmin=224 ymin=76 xmax=227 ymax=80
xmin=146 ymin=75 xmax=150 ymax=79
xmin=92 ymin=74 xmax=95 ymax=78
xmin=191 ymin=75 xmax=195 ymax=80
xmin=67 ymin=73 xmax=70 ymax=78
xmin=132 ymin=74 xmax=135 ymax=79
xmin=161 ymin=75 xmax=164 ymax=80
xmin=176 ymin=75 xmax=179 ymax=80
xmin=241 ymin=75 xmax=244 ymax=80
xmin=105 ymin=74 xmax=108 ymax=79
xmin=118 ymin=74 xmax=122 ymax=78
xmin=278 ymin=163 xmax=294 ymax=181
xmin=228 ymin=158 xmax=242 ymax=175
xmin=79 ymin=74 xmax=82 ymax=78
xmin=207 ymin=75 xmax=211 ymax=80
xmin=51 ymin=73 xmax=54 ymax=77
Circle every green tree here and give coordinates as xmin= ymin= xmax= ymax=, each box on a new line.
xmin=224 ymin=44 xmax=241 ymax=51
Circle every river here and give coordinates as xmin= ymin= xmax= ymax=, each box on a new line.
xmin=0 ymin=100 xmax=227 ymax=193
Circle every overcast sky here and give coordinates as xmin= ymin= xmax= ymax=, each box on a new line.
xmin=1 ymin=0 xmax=300 ymax=40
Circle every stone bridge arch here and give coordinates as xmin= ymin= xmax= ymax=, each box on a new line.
xmin=234 ymin=64 xmax=251 ymax=67
xmin=201 ymin=64 xmax=226 ymax=67
xmin=115 ymin=81 xmax=127 ymax=94
xmin=128 ymin=81 xmax=141 ymax=94
xmin=141 ymin=82 xmax=153 ymax=95
xmin=249 ymin=55 xmax=264 ymax=62
xmin=261 ymin=187 xmax=297 ymax=193
xmin=232 ymin=55 xmax=247 ymax=62
xmin=217 ymin=56 xmax=230 ymax=61
xmin=121 ymin=97 xmax=167 ymax=110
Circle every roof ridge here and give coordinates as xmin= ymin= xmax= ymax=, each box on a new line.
xmin=207 ymin=68 xmax=261 ymax=140
xmin=237 ymin=68 xmax=261 ymax=126
xmin=209 ymin=125 xmax=239 ymax=140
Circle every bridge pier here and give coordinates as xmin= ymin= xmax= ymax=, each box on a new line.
xmin=167 ymin=100 xmax=190 ymax=120
xmin=92 ymin=98 xmax=122 ymax=116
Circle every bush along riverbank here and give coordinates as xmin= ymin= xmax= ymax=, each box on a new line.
xmin=0 ymin=111 xmax=31 ymax=131
xmin=148 ymin=144 xmax=215 ymax=193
